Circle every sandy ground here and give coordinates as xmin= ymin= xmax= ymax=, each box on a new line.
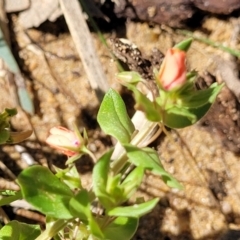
xmin=1 ymin=13 xmax=240 ymax=240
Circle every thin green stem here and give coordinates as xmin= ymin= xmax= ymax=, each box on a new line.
xmin=0 ymin=191 xmax=22 ymax=206
xmin=177 ymin=29 xmax=240 ymax=58
xmin=82 ymin=146 xmax=97 ymax=163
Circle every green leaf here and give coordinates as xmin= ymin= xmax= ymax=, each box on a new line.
xmin=0 ymin=191 xmax=22 ymax=206
xmin=92 ymin=149 xmax=115 ymax=208
xmin=0 ymin=220 xmax=41 ymax=240
xmin=174 ymin=38 xmax=192 ymax=51
xmin=69 ymin=189 xmax=105 ymax=238
xmin=97 ymin=89 xmax=135 ymax=143
xmin=108 ymin=198 xmax=159 ymax=218
xmin=103 ymin=217 xmax=138 ymax=240
xmin=124 ymin=145 xmax=182 ymax=189
xmin=17 ymin=165 xmax=74 ymax=219
xmin=0 ymin=129 xmax=10 ymax=144
xmin=39 ymin=218 xmax=67 ymax=240
xmin=163 ymin=106 xmax=197 ymax=128
xmin=107 ymin=174 xmax=123 ymax=201
xmin=55 ymin=165 xmax=82 ymax=190
xmin=179 ymin=83 xmax=224 ymax=108
xmin=161 ymin=82 xmax=223 ymax=128
xmin=4 ymin=108 xmax=18 ymax=117
xmin=163 ymin=103 xmax=212 ymax=128
xmin=89 ymin=217 xmax=104 ymax=239
xmin=130 ymin=86 xmax=162 ymax=122
xmin=65 ymin=153 xmax=82 ymax=165
xmin=69 ymin=190 xmax=91 ymax=220
xmin=69 ymin=190 xmax=105 ymax=238
xmin=121 ymin=167 xmax=144 ymax=200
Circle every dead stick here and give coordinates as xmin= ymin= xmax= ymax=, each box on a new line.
xmin=59 ymin=0 xmax=109 ymax=101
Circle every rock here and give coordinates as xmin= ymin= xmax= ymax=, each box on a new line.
xmin=193 ymin=0 xmax=240 ymax=14
xmin=114 ymin=0 xmax=194 ymax=27
xmin=113 ymin=0 xmax=240 ymax=27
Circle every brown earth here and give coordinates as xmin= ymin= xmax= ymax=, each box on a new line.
xmin=1 ymin=10 xmax=240 ymax=240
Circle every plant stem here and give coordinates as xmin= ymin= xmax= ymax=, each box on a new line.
xmin=177 ymin=29 xmax=240 ymax=58
xmin=0 ymin=191 xmax=22 ymax=206
xmin=82 ymin=146 xmax=97 ymax=163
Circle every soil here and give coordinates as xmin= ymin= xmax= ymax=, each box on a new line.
xmin=1 ymin=7 xmax=240 ymax=240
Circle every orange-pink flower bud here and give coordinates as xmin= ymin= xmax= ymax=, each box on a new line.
xmin=46 ymin=126 xmax=81 ymax=156
xmin=158 ymin=48 xmax=186 ymax=91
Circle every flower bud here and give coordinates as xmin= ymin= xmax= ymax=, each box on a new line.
xmin=46 ymin=126 xmax=81 ymax=156
xmin=158 ymin=48 xmax=186 ymax=91
xmin=117 ymin=71 xmax=143 ymax=84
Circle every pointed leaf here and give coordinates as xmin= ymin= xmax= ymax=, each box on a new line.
xmin=124 ymin=145 xmax=182 ymax=189
xmin=0 ymin=129 xmax=10 ymax=144
xmin=69 ymin=189 xmax=91 ymax=220
xmin=174 ymin=38 xmax=192 ymax=51
xmin=92 ymin=149 xmax=115 ymax=208
xmin=69 ymin=190 xmax=105 ymax=238
xmin=108 ymin=198 xmax=159 ymax=218
xmin=97 ymin=89 xmax=134 ymax=143
xmin=130 ymin=86 xmax=162 ymax=122
xmin=121 ymin=167 xmax=144 ymax=200
xmin=163 ymin=103 xmax=211 ymax=128
xmin=180 ymin=83 xmax=223 ymax=108
xmin=107 ymin=174 xmax=124 ymax=200
xmin=163 ymin=106 xmax=196 ymax=128
xmin=17 ymin=165 xmax=73 ymax=219
xmin=0 ymin=220 xmax=41 ymax=240
xmin=89 ymin=217 xmax=104 ymax=239
xmin=0 ymin=191 xmax=22 ymax=206
xmin=103 ymin=217 xmax=138 ymax=240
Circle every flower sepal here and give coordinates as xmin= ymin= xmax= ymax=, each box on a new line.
xmin=173 ymin=38 xmax=192 ymax=51
xmin=117 ymin=71 xmax=144 ymax=85
xmin=65 ymin=153 xmax=83 ymax=165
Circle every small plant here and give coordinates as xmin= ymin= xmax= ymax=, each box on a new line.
xmin=0 ymin=39 xmax=223 ymax=240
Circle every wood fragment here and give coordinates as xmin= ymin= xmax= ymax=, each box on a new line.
xmin=0 ymin=178 xmax=19 ymax=191
xmin=0 ymin=207 xmax=10 ymax=224
xmin=0 ymin=161 xmax=16 ymax=180
xmin=59 ymin=0 xmax=109 ymax=101
xmin=15 ymin=208 xmax=45 ymax=223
